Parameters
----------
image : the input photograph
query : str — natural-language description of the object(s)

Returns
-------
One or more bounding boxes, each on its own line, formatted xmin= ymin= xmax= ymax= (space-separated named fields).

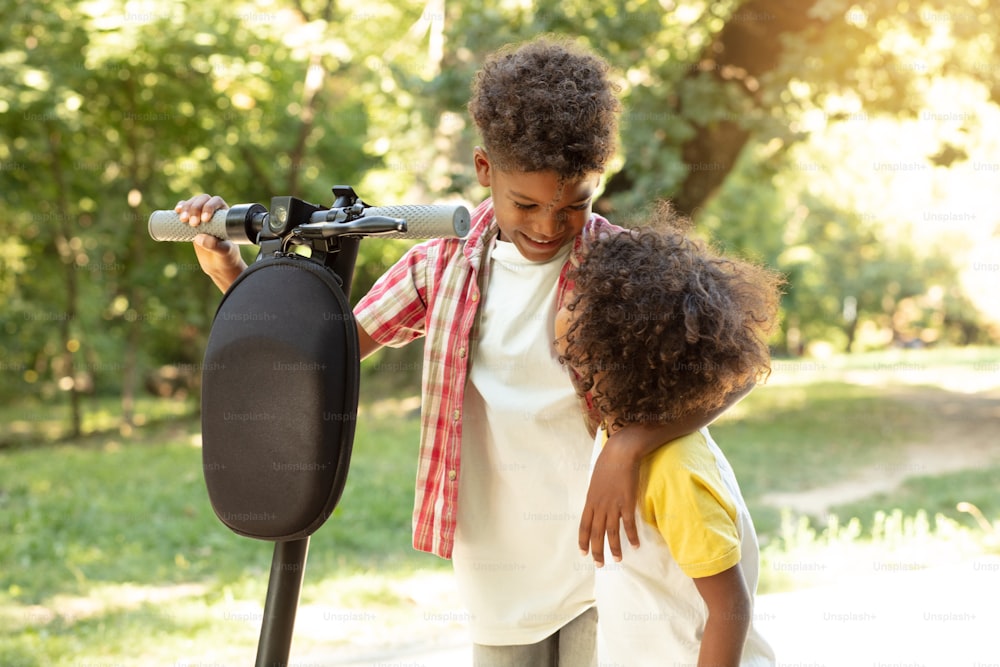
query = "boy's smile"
xmin=474 ymin=148 xmax=601 ymax=262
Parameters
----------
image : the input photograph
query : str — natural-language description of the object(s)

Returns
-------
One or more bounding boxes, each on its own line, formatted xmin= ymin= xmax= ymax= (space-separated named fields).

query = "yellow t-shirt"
xmin=593 ymin=428 xmax=775 ymax=666
xmin=638 ymin=429 xmax=742 ymax=578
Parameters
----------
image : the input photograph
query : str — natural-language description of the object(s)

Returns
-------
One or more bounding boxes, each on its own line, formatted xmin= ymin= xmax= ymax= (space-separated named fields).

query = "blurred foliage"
xmin=1 ymin=0 xmax=999 ymax=432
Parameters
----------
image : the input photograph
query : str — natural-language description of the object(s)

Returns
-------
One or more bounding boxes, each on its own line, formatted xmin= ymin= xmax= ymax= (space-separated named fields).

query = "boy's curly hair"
xmin=468 ymin=35 xmax=621 ymax=178
xmin=560 ymin=203 xmax=784 ymax=432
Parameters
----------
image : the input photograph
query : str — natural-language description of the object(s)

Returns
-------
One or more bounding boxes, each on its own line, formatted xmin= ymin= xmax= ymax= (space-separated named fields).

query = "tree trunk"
xmin=119 ymin=202 xmax=146 ymax=434
xmin=284 ymin=0 xmax=336 ymax=195
xmin=843 ymin=318 xmax=858 ymax=353
xmin=598 ymin=0 xmax=821 ymax=218
xmin=120 ymin=77 xmax=143 ymax=434
xmin=46 ymin=126 xmax=82 ymax=438
xmin=286 ymin=52 xmax=325 ymax=196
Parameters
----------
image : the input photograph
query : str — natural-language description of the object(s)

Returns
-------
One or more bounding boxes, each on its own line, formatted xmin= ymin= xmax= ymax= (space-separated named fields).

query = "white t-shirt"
xmin=453 ymin=239 xmax=595 ymax=645
xmin=594 ymin=427 xmax=776 ymax=665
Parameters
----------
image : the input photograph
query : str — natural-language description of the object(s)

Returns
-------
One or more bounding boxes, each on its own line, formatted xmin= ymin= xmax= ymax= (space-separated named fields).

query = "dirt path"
xmin=759 ymin=384 xmax=1000 ymax=516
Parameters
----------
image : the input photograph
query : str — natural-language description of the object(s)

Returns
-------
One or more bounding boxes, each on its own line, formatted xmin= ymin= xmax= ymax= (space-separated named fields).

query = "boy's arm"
xmin=579 ymin=380 xmax=754 ymax=566
xmin=175 ymin=194 xmax=247 ymax=293
xmin=692 ymin=564 xmax=752 ymax=667
xmin=357 ymin=322 xmax=382 ymax=361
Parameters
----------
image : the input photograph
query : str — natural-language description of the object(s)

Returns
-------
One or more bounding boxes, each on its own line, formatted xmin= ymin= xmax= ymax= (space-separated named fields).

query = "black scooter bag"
xmin=200 ymin=254 xmax=359 ymax=541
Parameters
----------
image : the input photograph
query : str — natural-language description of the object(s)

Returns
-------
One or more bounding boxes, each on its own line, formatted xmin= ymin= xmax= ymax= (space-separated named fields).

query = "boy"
xmin=176 ymin=37 xmax=750 ymax=665
xmin=555 ymin=206 xmax=781 ymax=666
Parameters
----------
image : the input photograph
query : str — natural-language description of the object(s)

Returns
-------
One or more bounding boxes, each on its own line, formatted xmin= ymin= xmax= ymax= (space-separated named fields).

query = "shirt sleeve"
xmin=640 ymin=434 xmax=742 ymax=579
xmin=353 ymin=241 xmax=432 ymax=347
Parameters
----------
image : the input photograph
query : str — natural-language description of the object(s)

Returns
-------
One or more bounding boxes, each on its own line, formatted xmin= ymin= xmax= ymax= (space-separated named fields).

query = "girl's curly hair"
xmin=468 ymin=35 xmax=621 ymax=178
xmin=560 ymin=204 xmax=784 ymax=432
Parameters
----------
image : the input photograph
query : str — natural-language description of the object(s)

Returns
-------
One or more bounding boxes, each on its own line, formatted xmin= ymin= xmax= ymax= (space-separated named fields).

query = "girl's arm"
xmin=692 ymin=563 xmax=752 ymax=667
xmin=579 ymin=380 xmax=754 ymax=566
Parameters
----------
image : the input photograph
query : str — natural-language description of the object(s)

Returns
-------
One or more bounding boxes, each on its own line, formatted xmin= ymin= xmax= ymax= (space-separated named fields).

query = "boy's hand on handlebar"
xmin=175 ymin=194 xmax=246 ymax=292
xmin=176 ymin=193 xmax=230 ymax=225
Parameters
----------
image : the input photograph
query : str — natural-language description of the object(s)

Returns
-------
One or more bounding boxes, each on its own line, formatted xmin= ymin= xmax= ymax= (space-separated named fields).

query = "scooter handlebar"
xmin=148 ymin=203 xmax=470 ymax=242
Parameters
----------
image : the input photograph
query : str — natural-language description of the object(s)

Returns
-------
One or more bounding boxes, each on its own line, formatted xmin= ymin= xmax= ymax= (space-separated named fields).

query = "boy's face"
xmin=474 ymin=148 xmax=601 ymax=262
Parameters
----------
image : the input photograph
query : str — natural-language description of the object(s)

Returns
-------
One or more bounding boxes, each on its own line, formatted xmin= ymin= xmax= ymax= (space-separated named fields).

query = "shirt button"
xmin=452 ymin=409 xmax=460 ymax=421
xmin=471 ymin=292 xmax=479 ymax=302
xmin=458 ymin=347 xmax=466 ymax=358
xmin=447 ymin=469 xmax=457 ymax=482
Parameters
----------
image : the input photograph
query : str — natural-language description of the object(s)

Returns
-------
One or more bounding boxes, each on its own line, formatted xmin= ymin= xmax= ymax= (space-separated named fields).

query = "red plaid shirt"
xmin=354 ymin=198 xmax=619 ymax=558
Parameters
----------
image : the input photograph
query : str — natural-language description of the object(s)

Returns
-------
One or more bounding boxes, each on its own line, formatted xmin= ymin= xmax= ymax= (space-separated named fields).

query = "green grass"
xmin=2 ymin=346 xmax=999 ymax=664
xmin=1 ymin=413 xmax=448 ymax=599
xmin=0 ymin=411 xmax=446 ymax=666
xmin=713 ymin=381 xmax=931 ymax=492
xmin=2 ymin=422 xmax=221 ymax=603
xmin=828 ymin=466 xmax=1000 ymax=528
xmin=708 ymin=381 xmax=939 ymax=537
xmin=757 ymin=508 xmax=1000 ymax=594
xmin=768 ymin=344 xmax=1000 ymax=377
xmin=0 ymin=394 xmax=198 ymax=447
xmin=811 ymin=344 xmax=1000 ymax=369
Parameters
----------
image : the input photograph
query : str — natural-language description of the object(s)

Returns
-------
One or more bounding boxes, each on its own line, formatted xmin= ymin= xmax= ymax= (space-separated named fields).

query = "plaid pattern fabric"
xmin=354 ymin=198 xmax=620 ymax=558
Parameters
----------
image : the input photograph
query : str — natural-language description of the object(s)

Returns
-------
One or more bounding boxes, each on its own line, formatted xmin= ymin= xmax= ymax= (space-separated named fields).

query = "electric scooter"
xmin=149 ymin=186 xmax=470 ymax=665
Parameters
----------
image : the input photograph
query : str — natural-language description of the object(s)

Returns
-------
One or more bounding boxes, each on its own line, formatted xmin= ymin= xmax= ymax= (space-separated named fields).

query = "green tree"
xmin=3 ymin=0 xmax=997 ymax=431
xmin=0 ymin=0 xmax=392 ymax=433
